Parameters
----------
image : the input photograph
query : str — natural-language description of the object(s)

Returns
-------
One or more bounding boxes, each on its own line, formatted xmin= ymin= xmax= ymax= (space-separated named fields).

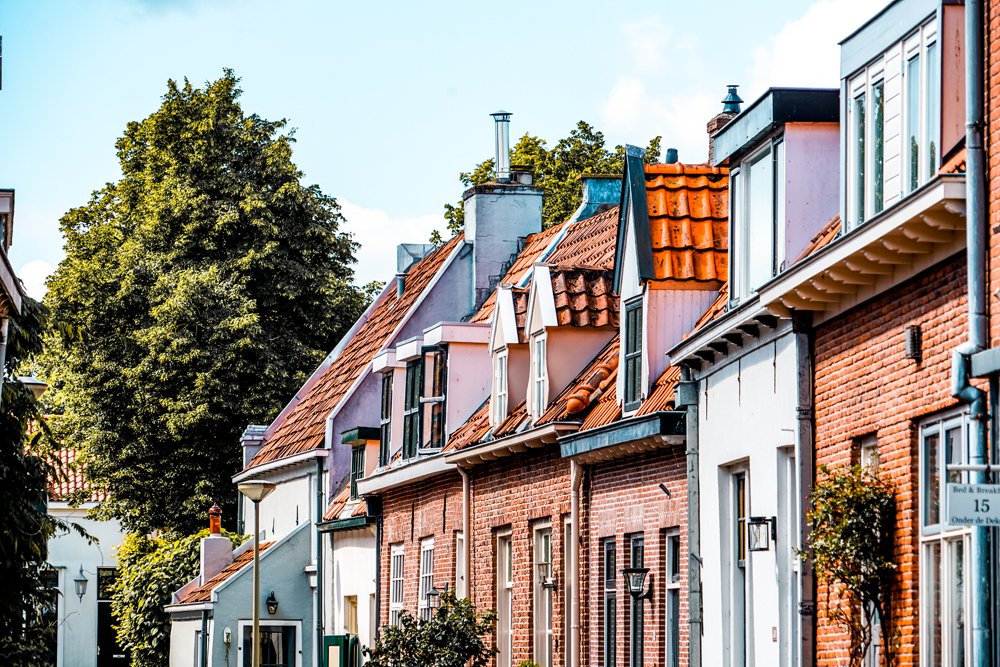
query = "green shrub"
xmin=113 ymin=529 xmax=246 ymax=667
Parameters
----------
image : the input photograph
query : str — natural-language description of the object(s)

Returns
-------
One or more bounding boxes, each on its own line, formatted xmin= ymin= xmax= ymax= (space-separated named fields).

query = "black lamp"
xmin=621 ymin=568 xmax=653 ymax=601
xmin=537 ymin=561 xmax=557 ymax=590
xmin=748 ymin=517 xmax=777 ymax=552
xmin=266 ymin=591 xmax=278 ymax=615
xmin=427 ymin=582 xmax=448 ymax=609
xmin=73 ymin=566 xmax=88 ymax=602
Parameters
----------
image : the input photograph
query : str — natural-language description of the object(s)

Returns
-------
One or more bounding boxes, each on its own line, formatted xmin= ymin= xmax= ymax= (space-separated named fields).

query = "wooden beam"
xmin=862 ymin=247 xmax=910 ymax=265
xmin=780 ymin=294 xmax=827 ymax=311
xmin=796 ymin=285 xmax=842 ymax=303
xmin=708 ymin=341 xmax=729 ymax=355
xmin=755 ymin=314 xmax=779 ymax=329
xmin=723 ymin=333 xmax=744 ymax=348
xmin=903 ymin=222 xmax=953 ymax=243
xmin=828 ymin=266 xmax=877 ymax=285
xmin=766 ymin=302 xmax=793 ymax=319
xmin=810 ymin=276 xmax=854 ymax=294
xmin=920 ymin=211 xmax=964 ymax=230
xmin=845 ymin=256 xmax=894 ymax=274
xmin=737 ymin=324 xmax=759 ymax=338
xmin=882 ymin=235 xmax=932 ymax=253
xmin=695 ymin=349 xmax=715 ymax=363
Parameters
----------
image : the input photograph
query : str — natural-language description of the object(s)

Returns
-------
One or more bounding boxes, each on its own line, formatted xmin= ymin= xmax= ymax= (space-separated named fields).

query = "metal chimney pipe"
xmin=491 ymin=111 xmax=512 ymax=183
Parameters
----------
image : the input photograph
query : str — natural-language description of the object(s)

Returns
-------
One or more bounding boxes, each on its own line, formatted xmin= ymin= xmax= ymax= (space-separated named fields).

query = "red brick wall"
xmin=586 ymin=448 xmax=688 ymax=667
xmin=988 ymin=0 xmax=1000 ymax=348
xmin=378 ymin=471 xmax=464 ymax=626
xmin=813 ymin=253 xmax=968 ymax=667
xmin=467 ymin=445 xmax=575 ymax=667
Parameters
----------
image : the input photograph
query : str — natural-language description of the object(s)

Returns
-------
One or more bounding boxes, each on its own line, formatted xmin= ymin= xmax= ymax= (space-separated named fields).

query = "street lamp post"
xmin=238 ymin=481 xmax=276 ymax=667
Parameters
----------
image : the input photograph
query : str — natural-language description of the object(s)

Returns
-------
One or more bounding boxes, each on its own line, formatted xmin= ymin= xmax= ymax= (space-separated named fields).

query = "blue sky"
xmin=1 ymin=0 xmax=882 ymax=296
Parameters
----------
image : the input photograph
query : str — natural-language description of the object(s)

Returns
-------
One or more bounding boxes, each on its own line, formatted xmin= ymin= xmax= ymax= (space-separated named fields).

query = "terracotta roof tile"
xmin=323 ymin=486 xmax=350 ymax=521
xmin=636 ymin=365 xmax=683 ymax=415
xmin=793 ymin=214 xmax=841 ymax=264
xmin=179 ymin=541 xmax=274 ymax=604
xmin=49 ymin=449 xmax=105 ymax=503
xmin=545 ymin=207 xmax=619 ymax=268
xmin=249 ymin=235 xmax=464 ymax=468
xmin=687 ymin=285 xmax=729 ymax=337
xmin=548 ymin=267 xmax=619 ymax=329
xmin=493 ymin=401 xmax=529 ymax=439
xmin=644 ymin=163 xmax=728 ymax=284
xmin=538 ymin=336 xmax=620 ymax=425
xmin=442 ymin=401 xmax=492 ymax=453
xmin=941 ymin=147 xmax=966 ymax=174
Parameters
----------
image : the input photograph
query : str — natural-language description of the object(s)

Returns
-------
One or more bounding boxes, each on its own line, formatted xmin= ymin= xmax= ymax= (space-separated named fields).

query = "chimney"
xmin=464 ymin=111 xmax=543 ymax=309
xmin=200 ymin=503 xmax=233 ymax=584
xmin=241 ymin=425 xmax=268 ymax=468
xmin=568 ymin=174 xmax=622 ymax=223
xmin=664 ymin=148 xmax=679 ymax=164
xmin=707 ymin=85 xmax=743 ymax=166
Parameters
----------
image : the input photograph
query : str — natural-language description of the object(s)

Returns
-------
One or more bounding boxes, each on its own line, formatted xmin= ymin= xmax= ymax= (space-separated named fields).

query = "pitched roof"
xmin=538 ymin=336 xmax=620 ymax=425
xmin=178 ymin=541 xmax=274 ymax=604
xmin=49 ymin=449 xmax=105 ymax=503
xmin=322 ymin=484 xmax=368 ymax=521
xmin=443 ymin=400 xmax=492 ymax=453
xmin=793 ymin=214 xmax=841 ymax=264
xmin=548 ymin=267 xmax=619 ymax=328
xmin=636 ymin=365 xmax=683 ymax=415
xmin=249 ymin=235 xmax=464 ymax=468
xmin=644 ymin=163 xmax=728 ymax=284
xmin=941 ymin=147 xmax=966 ymax=174
xmin=687 ymin=285 xmax=729 ymax=338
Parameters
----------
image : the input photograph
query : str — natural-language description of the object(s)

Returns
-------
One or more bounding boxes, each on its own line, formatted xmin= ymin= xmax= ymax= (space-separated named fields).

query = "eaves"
xmin=233 ymin=448 xmax=328 ymax=484
xmin=356 ymin=454 xmax=452 ymax=496
xmin=317 ymin=515 xmax=377 ymax=533
xmin=558 ymin=411 xmax=685 ymax=465
xmin=444 ymin=422 xmax=580 ymax=467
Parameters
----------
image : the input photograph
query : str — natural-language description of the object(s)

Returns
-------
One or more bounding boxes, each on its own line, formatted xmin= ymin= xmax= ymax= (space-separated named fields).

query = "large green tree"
xmin=434 ymin=121 xmax=661 ymax=240
xmin=40 ymin=70 xmax=369 ymax=535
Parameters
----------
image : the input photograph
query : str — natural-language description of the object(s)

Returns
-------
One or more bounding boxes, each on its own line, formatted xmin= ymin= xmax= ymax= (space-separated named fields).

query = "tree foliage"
xmin=112 ymin=529 xmax=246 ymax=667
xmin=39 ymin=70 xmax=370 ymax=535
xmin=365 ymin=589 xmax=497 ymax=667
xmin=807 ymin=464 xmax=897 ymax=667
xmin=437 ymin=121 xmax=661 ymax=239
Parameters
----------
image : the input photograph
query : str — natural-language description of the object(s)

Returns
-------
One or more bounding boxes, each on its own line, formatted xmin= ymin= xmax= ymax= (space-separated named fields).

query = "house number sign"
xmin=946 ymin=483 xmax=1000 ymax=526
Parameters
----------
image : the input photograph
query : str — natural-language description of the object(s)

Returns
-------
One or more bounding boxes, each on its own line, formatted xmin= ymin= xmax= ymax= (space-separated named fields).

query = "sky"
xmin=1 ymin=0 xmax=883 ymax=298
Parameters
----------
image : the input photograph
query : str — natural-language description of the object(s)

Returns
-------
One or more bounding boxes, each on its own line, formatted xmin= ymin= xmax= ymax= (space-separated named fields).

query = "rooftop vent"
xmin=664 ymin=148 xmax=678 ymax=164
xmin=490 ymin=110 xmax=512 ymax=183
xmin=722 ymin=85 xmax=743 ymax=114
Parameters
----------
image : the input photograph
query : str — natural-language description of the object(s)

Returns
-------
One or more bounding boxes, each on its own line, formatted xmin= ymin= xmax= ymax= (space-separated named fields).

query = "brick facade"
xmin=585 ymin=448 xmax=688 ymax=667
xmin=813 ymin=253 xmax=969 ymax=667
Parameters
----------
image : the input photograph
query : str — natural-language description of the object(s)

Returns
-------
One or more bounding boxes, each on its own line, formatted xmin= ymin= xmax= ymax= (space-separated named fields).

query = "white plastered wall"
xmin=328 ymin=526 xmax=378 ymax=656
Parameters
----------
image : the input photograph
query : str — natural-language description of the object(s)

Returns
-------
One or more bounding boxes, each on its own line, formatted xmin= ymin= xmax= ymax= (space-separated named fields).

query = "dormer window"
xmin=402 ymin=359 xmax=421 ymax=459
xmin=420 ymin=345 xmax=447 ymax=449
xmin=624 ymin=298 xmax=643 ymax=411
xmin=533 ymin=335 xmax=548 ymax=417
xmin=494 ymin=351 xmax=508 ymax=424
xmin=379 ymin=372 xmax=392 ymax=466
xmin=731 ymin=138 xmax=784 ymax=302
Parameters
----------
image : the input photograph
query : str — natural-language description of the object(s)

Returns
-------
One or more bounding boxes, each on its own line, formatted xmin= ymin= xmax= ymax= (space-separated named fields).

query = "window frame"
xmin=389 ymin=544 xmax=405 ymax=627
xmin=628 ymin=534 xmax=645 ymax=667
xmin=419 ymin=345 xmax=448 ymax=451
xmin=494 ymin=350 xmax=509 ymax=425
xmin=379 ymin=371 xmax=393 ymax=467
xmin=402 ymin=359 xmax=421 ymax=460
xmin=624 ymin=297 xmax=644 ymax=412
xmin=349 ymin=444 xmax=365 ymax=499
xmin=534 ymin=524 xmax=554 ymax=667
xmin=603 ymin=538 xmax=616 ymax=667
xmin=237 ymin=620 xmax=302 ymax=667
xmin=533 ymin=334 xmax=548 ymax=419
xmin=497 ymin=531 xmax=514 ymax=667
xmin=418 ymin=537 xmax=435 ymax=621
xmin=666 ymin=530 xmax=681 ymax=667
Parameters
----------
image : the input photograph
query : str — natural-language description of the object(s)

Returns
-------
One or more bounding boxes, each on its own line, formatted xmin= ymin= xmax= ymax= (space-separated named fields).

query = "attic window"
xmin=533 ymin=335 xmax=548 ymax=418
xmin=494 ymin=351 xmax=509 ymax=425
xmin=402 ymin=360 xmax=421 ymax=460
xmin=420 ymin=345 xmax=448 ymax=450
xmin=624 ymin=298 xmax=643 ymax=411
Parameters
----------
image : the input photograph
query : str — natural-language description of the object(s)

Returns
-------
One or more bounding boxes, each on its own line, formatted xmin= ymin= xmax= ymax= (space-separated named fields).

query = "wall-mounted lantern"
xmin=537 ymin=561 xmax=557 ymax=590
xmin=427 ymin=582 xmax=449 ymax=610
xmin=266 ymin=591 xmax=279 ymax=615
xmin=748 ymin=516 xmax=777 ymax=552
xmin=621 ymin=568 xmax=653 ymax=602
xmin=74 ymin=566 xmax=88 ymax=602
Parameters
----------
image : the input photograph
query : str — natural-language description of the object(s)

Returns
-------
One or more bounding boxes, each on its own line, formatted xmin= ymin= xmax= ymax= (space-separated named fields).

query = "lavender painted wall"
xmin=783 ymin=123 xmax=840 ymax=265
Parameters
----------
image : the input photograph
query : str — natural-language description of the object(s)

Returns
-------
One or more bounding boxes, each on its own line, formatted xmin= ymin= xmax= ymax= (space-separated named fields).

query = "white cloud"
xmin=622 ymin=17 xmax=672 ymax=74
xmin=339 ymin=200 xmax=446 ymax=287
xmin=18 ymin=260 xmax=54 ymax=301
xmin=746 ymin=0 xmax=879 ymax=99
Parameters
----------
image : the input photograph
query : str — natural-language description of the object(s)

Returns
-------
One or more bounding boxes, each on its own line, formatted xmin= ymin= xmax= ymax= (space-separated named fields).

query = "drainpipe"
xmin=793 ymin=312 xmax=816 ymax=667
xmin=316 ymin=455 xmax=325 ymax=666
xmin=955 ymin=1 xmax=991 ymax=666
xmin=570 ymin=460 xmax=583 ymax=667
xmin=458 ymin=466 xmax=472 ymax=599
xmin=676 ymin=369 xmax=701 ymax=667
xmin=201 ymin=609 xmax=209 ymax=667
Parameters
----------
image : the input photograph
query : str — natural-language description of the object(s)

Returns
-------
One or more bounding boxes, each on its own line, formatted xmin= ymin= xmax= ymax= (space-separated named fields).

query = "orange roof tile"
xmin=538 ymin=336 xmax=620 ymax=425
xmin=644 ymin=163 xmax=728 ymax=284
xmin=493 ymin=401 xmax=529 ymax=439
xmin=49 ymin=449 xmax=105 ymax=503
xmin=249 ymin=235 xmax=464 ymax=468
xmin=636 ymin=365 xmax=683 ymax=415
xmin=549 ymin=267 xmax=619 ymax=329
xmin=687 ymin=285 xmax=729 ymax=338
xmin=443 ymin=401 xmax=492 ymax=453
xmin=545 ymin=207 xmax=619 ymax=268
xmin=793 ymin=214 xmax=841 ymax=264
xmin=941 ymin=147 xmax=966 ymax=174
xmin=179 ymin=541 xmax=273 ymax=604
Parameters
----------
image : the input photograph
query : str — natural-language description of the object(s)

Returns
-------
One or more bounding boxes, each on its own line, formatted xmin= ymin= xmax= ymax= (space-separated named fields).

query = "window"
xmin=402 ymin=360 xmax=421 ymax=460
xmin=926 ymin=41 xmax=940 ymax=177
xmin=731 ymin=472 xmax=748 ymax=667
xmin=242 ymin=625 xmax=296 ymax=667
xmin=853 ymin=92 xmax=866 ymax=224
xmin=379 ymin=372 xmax=392 ymax=467
xmin=872 ymin=80 xmax=885 ymax=215
xmin=534 ymin=527 xmax=553 ymax=667
xmin=456 ymin=532 xmax=466 ymax=598
xmin=628 ymin=535 xmax=644 ymax=667
xmin=920 ymin=413 xmax=970 ymax=667
xmin=350 ymin=445 xmax=365 ymax=499
xmin=420 ymin=346 xmax=447 ymax=450
xmin=603 ymin=539 xmax=616 ymax=667
xmin=730 ymin=139 xmax=784 ymax=302
xmin=564 ymin=520 xmax=572 ymax=667
xmin=419 ymin=538 xmax=435 ymax=621
xmin=497 ymin=533 xmax=514 ymax=667
xmin=533 ymin=336 xmax=548 ymax=418
xmin=494 ymin=351 xmax=509 ymax=425
xmin=40 ymin=569 xmax=58 ymax=666
xmin=666 ymin=533 xmax=681 ymax=667
xmin=624 ymin=299 xmax=643 ymax=411
xmin=390 ymin=545 xmax=404 ymax=627
xmin=344 ymin=596 xmax=358 ymax=634
xmin=906 ymin=53 xmax=921 ymax=194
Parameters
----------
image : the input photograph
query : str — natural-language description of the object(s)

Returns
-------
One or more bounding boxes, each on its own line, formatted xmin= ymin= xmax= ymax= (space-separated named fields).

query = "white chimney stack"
xmin=491 ymin=111 xmax=512 ymax=183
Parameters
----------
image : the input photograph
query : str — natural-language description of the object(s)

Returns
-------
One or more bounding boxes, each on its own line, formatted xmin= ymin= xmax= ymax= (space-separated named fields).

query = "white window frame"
xmin=533 ymin=334 xmax=548 ymax=419
xmin=236 ymin=619 xmax=303 ymax=667
xmin=418 ymin=537 xmax=435 ymax=621
xmin=534 ymin=524 xmax=553 ymax=667
xmin=919 ymin=411 xmax=971 ymax=667
xmin=456 ymin=531 xmax=467 ymax=598
xmin=665 ymin=529 xmax=682 ymax=667
xmin=494 ymin=350 xmax=509 ymax=426
xmin=389 ymin=544 xmax=405 ymax=627
xmin=497 ymin=531 xmax=514 ymax=667
xmin=729 ymin=139 xmax=784 ymax=304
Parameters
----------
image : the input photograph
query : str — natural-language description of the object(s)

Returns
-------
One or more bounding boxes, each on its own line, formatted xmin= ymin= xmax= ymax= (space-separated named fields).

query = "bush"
xmin=365 ymin=589 xmax=497 ymax=667
xmin=112 ymin=529 xmax=246 ymax=667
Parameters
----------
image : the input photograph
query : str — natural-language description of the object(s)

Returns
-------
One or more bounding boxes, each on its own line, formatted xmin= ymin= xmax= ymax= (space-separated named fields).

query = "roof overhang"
xmin=356 ymin=454 xmax=452 ymax=496
xmin=164 ymin=602 xmax=213 ymax=615
xmin=341 ymin=427 xmax=379 ymax=445
xmin=758 ymin=174 xmax=966 ymax=324
xmin=423 ymin=321 xmax=491 ymax=345
xmin=559 ymin=411 xmax=685 ymax=464
xmin=317 ymin=515 xmax=377 ymax=533
xmin=668 ymin=297 xmax=784 ymax=370
xmin=233 ymin=448 xmax=328 ymax=483
xmin=444 ymin=422 xmax=580 ymax=467
xmin=0 ymin=242 xmax=21 ymax=316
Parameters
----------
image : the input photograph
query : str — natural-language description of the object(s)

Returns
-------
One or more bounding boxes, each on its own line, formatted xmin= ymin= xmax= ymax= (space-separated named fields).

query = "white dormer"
xmin=488 ymin=285 xmax=529 ymax=428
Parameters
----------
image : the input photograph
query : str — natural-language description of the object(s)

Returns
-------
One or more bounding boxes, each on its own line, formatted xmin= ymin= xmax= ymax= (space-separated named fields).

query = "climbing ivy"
xmin=112 ymin=529 xmax=246 ymax=667
xmin=807 ymin=463 xmax=897 ymax=667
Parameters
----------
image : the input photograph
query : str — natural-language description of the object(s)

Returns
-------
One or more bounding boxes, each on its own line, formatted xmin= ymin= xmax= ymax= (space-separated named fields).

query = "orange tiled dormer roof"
xmin=248 ymin=235 xmax=464 ymax=468
xmin=548 ymin=266 xmax=619 ymax=329
xmin=178 ymin=541 xmax=274 ymax=604
xmin=323 ymin=484 xmax=368 ymax=521
xmin=643 ymin=163 xmax=728 ymax=284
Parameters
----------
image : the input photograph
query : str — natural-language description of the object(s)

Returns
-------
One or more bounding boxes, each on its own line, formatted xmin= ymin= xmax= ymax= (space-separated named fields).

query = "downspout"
xmin=955 ymin=1 xmax=991 ymax=666
xmin=458 ymin=465 xmax=472 ymax=598
xmin=570 ymin=460 xmax=583 ymax=667
xmin=201 ymin=609 xmax=209 ymax=667
xmin=793 ymin=311 xmax=816 ymax=667
xmin=676 ymin=370 xmax=701 ymax=667
xmin=316 ymin=455 xmax=325 ymax=666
